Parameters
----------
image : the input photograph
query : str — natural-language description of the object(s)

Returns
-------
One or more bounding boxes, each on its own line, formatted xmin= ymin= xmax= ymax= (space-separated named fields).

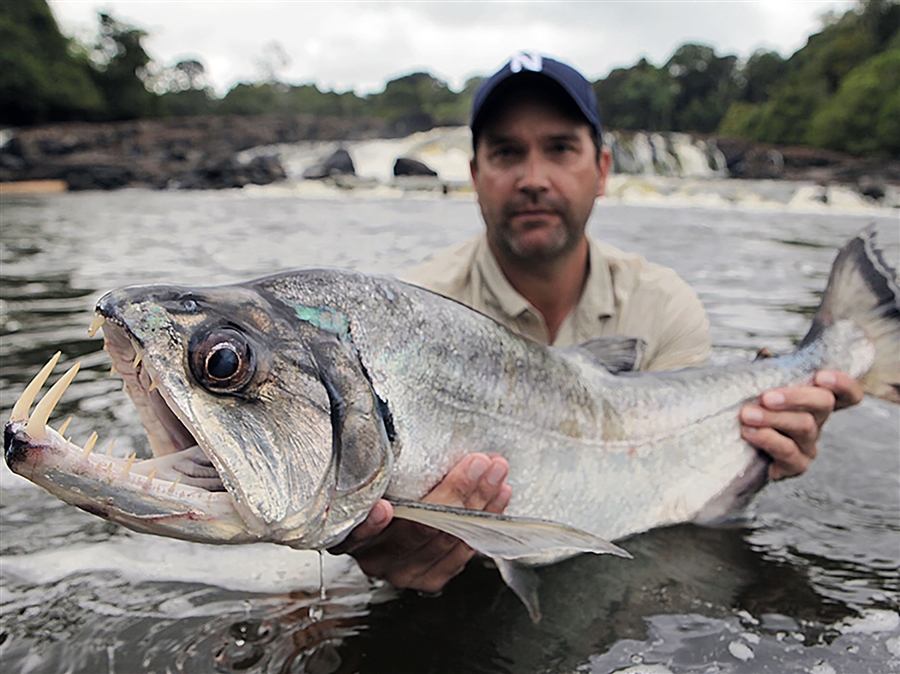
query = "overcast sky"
xmin=49 ymin=1 xmax=856 ymax=96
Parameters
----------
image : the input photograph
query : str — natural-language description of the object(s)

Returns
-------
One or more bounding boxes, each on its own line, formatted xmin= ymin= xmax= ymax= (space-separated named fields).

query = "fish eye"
xmin=189 ymin=328 xmax=255 ymax=393
xmin=207 ymin=343 xmax=240 ymax=380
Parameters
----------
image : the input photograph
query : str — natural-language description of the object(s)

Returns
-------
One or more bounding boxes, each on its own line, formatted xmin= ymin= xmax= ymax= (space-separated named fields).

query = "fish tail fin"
xmin=801 ymin=226 xmax=900 ymax=403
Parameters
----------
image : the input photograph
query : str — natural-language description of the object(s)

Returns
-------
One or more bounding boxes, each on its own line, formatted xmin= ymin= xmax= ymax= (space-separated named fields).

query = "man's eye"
xmin=492 ymin=146 xmax=519 ymax=158
xmin=550 ymin=143 xmax=576 ymax=154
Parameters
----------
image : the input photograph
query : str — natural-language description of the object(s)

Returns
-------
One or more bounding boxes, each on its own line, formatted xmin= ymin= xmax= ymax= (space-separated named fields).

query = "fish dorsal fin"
xmin=571 ymin=336 xmax=647 ymax=373
xmin=386 ymin=498 xmax=630 ymax=560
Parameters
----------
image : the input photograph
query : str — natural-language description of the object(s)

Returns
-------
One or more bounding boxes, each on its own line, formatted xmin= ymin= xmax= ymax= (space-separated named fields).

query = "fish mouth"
xmin=3 ymin=314 xmax=255 ymax=543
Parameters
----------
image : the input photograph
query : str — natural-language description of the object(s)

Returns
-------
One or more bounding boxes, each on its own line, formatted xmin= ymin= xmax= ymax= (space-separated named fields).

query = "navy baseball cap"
xmin=470 ymin=52 xmax=602 ymax=142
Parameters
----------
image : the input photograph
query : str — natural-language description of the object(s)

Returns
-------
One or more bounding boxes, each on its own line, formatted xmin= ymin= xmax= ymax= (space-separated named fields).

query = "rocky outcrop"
xmin=0 ymin=115 xmax=389 ymax=190
xmin=2 ymin=116 xmax=898 ymax=196
xmin=714 ymin=136 xmax=900 ymax=193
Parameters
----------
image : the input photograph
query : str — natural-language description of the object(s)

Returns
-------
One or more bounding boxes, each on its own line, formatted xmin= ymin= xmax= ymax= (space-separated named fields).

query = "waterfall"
xmin=249 ymin=127 xmax=730 ymax=185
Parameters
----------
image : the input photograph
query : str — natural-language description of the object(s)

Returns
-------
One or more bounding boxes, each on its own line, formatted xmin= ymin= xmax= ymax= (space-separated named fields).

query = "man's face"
xmin=471 ymin=94 xmax=611 ymax=264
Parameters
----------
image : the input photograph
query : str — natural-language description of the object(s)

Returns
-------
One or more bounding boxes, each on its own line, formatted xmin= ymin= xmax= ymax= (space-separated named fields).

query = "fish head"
xmin=5 ymin=281 xmax=393 ymax=549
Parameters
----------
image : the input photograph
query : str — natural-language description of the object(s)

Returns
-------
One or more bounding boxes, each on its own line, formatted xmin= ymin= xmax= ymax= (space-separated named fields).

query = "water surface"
xmin=1 ymin=189 xmax=898 ymax=673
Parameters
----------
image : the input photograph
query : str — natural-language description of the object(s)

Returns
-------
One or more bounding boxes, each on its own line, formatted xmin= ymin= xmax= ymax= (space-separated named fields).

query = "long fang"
xmin=146 ymin=467 xmax=157 ymax=487
xmin=10 ymin=352 xmax=62 ymax=422
xmin=25 ymin=362 xmax=81 ymax=440
xmin=104 ymin=438 xmax=116 ymax=456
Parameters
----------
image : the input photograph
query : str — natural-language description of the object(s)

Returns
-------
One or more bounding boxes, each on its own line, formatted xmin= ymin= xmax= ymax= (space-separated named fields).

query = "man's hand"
xmin=739 ymin=370 xmax=864 ymax=480
xmin=328 ymin=453 xmax=512 ymax=594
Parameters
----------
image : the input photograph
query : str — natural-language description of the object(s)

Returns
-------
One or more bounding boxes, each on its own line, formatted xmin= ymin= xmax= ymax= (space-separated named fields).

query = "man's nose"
xmin=518 ymin=152 xmax=551 ymax=194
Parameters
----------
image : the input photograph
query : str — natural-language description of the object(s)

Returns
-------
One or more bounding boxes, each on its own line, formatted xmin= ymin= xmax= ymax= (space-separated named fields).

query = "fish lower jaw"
xmin=5 ymin=421 xmax=232 ymax=507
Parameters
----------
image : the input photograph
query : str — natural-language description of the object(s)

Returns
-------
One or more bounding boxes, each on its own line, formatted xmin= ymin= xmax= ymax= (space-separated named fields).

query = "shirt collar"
xmin=474 ymin=236 xmax=533 ymax=317
xmin=474 ymin=234 xmax=618 ymax=323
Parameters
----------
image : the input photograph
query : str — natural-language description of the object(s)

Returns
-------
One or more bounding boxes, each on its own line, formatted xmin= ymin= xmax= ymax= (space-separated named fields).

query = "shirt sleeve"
xmin=642 ymin=280 xmax=712 ymax=371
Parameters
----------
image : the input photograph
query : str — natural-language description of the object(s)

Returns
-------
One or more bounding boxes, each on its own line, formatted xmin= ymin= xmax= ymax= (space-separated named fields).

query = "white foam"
xmin=836 ymin=609 xmax=900 ymax=635
xmin=1 ymin=535 xmax=368 ymax=595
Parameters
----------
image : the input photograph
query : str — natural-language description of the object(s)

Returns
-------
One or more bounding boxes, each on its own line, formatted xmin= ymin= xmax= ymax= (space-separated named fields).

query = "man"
xmin=329 ymin=53 xmax=863 ymax=593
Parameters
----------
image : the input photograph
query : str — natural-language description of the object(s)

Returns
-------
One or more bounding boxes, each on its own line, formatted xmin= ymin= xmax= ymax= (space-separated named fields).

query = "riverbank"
xmin=1 ymin=116 xmax=898 ymax=200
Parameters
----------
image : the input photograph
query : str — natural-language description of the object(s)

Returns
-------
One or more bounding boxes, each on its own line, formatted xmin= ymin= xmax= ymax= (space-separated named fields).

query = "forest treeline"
xmin=1 ymin=0 xmax=897 ymax=157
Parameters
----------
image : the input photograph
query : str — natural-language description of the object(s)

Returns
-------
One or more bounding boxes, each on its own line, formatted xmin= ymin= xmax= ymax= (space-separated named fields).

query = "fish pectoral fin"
xmin=495 ymin=558 xmax=541 ymax=624
xmin=386 ymin=497 xmax=632 ymax=561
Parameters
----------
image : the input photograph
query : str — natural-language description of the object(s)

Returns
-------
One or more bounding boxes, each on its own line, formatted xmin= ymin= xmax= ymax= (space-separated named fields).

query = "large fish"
xmin=5 ymin=228 xmax=899 ymax=621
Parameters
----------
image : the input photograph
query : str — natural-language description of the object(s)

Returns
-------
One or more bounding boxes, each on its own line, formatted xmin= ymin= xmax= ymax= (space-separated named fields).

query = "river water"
xmin=0 ymin=186 xmax=898 ymax=674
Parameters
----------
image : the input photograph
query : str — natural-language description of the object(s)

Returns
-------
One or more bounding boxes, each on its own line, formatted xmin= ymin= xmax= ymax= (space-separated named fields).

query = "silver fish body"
xmin=5 ymin=228 xmax=899 ymax=620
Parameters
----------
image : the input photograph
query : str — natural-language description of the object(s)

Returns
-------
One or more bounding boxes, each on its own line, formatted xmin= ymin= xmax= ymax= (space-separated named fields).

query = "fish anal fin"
xmin=496 ymin=558 xmax=541 ymax=624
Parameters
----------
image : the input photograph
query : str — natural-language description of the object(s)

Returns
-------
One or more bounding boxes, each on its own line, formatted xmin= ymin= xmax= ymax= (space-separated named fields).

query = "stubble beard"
xmin=492 ymin=204 xmax=583 ymax=264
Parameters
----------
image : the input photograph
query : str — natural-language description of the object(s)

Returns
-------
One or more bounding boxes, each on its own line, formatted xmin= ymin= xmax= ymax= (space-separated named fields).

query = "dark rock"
xmin=0 ymin=152 xmax=24 ymax=171
xmin=179 ymin=153 xmax=287 ymax=190
xmin=393 ymin=157 xmax=438 ymax=177
xmin=384 ymin=113 xmax=434 ymax=138
xmin=302 ymin=148 xmax=355 ymax=179
xmin=65 ymin=164 xmax=134 ymax=191
xmin=857 ymin=175 xmax=886 ymax=201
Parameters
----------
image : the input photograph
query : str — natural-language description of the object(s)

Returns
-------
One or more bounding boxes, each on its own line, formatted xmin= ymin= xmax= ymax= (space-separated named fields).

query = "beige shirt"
xmin=403 ymin=234 xmax=711 ymax=371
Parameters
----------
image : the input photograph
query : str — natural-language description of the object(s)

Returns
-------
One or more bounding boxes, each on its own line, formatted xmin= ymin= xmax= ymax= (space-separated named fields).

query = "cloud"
xmin=49 ymin=0 xmax=856 ymax=95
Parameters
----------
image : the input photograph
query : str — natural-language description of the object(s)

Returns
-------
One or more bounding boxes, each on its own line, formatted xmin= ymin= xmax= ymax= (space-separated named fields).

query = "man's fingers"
xmin=327 ymin=499 xmax=394 ymax=555
xmin=423 ymin=453 xmax=509 ymax=510
xmin=741 ymin=406 xmax=820 ymax=455
xmin=381 ymin=537 xmax=476 ymax=593
xmin=486 ymin=484 xmax=513 ymax=514
xmin=757 ymin=386 xmax=836 ymax=428
xmin=741 ymin=425 xmax=811 ymax=479
xmin=814 ymin=370 xmax=864 ymax=410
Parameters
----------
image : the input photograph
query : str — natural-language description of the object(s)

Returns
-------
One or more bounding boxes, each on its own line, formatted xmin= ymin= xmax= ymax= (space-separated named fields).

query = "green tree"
xmin=88 ymin=12 xmax=160 ymax=120
xmin=738 ymin=50 xmax=788 ymax=104
xmin=807 ymin=49 xmax=900 ymax=156
xmin=594 ymin=59 xmax=676 ymax=131
xmin=0 ymin=0 xmax=103 ymax=125
xmin=666 ymin=44 xmax=738 ymax=133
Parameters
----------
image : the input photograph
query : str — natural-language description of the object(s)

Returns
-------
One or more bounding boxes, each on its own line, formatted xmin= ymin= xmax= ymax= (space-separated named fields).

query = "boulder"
xmin=302 ymin=148 xmax=355 ymax=179
xmin=393 ymin=157 xmax=438 ymax=177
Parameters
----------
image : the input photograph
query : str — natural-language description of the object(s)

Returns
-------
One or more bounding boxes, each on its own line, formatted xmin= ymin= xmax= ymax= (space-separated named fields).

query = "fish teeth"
xmin=133 ymin=351 xmax=142 ymax=369
xmin=57 ymin=416 xmax=73 ymax=436
xmin=25 ymin=361 xmax=81 ymax=440
xmin=9 ymin=352 xmax=61 ymax=422
xmin=104 ymin=438 xmax=116 ymax=456
xmin=81 ymin=432 xmax=99 ymax=460
xmin=123 ymin=453 xmax=136 ymax=477
xmin=87 ymin=314 xmax=106 ymax=338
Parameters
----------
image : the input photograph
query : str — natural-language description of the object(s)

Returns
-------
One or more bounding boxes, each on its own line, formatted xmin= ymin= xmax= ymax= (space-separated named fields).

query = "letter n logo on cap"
xmin=510 ymin=52 xmax=542 ymax=73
